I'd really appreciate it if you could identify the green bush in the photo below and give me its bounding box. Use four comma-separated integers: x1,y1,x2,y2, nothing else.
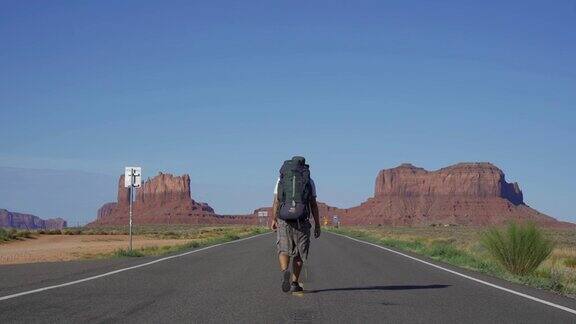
481,222,553,275
0,228,35,241
0,228,9,241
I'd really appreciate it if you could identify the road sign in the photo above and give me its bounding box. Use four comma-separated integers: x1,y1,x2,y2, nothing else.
332,215,340,228
124,167,142,188
124,166,142,251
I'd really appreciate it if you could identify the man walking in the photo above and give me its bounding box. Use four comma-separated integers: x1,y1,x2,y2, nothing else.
270,156,321,293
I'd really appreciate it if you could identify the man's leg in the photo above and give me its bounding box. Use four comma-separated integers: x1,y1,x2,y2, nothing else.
279,252,290,271
279,252,292,293
292,255,303,283
290,221,310,292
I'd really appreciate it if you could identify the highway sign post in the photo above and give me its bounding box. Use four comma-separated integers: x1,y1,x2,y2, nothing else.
124,167,142,251
257,210,268,226
332,215,340,228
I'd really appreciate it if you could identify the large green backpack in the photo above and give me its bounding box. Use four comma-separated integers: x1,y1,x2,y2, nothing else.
277,156,312,221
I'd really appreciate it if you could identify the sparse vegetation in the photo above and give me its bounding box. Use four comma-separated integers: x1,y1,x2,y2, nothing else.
564,257,576,268
1,225,268,264
101,226,268,259
481,222,554,276
114,248,145,257
62,228,82,235
329,224,576,296
0,228,33,242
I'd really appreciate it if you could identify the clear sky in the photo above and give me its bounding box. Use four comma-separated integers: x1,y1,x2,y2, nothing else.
1,1,575,224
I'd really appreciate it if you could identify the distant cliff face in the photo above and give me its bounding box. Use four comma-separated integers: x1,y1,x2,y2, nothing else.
374,163,523,205
90,173,246,226
0,209,67,230
317,163,571,227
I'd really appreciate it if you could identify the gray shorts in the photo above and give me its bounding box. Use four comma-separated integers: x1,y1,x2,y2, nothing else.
276,218,311,261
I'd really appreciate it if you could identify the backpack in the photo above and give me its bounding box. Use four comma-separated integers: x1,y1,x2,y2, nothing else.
277,156,312,221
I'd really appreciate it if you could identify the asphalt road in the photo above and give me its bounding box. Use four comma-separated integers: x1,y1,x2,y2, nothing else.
1,231,576,323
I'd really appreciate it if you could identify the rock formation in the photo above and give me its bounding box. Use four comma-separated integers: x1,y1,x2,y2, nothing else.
374,163,524,204
90,163,573,228
89,173,254,226
317,163,572,227
0,209,67,230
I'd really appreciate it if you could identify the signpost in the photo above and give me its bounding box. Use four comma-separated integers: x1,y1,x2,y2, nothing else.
332,215,340,228
257,210,268,226
124,167,142,251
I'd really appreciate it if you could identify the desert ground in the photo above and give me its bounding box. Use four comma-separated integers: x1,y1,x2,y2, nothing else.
0,225,263,265
0,235,191,264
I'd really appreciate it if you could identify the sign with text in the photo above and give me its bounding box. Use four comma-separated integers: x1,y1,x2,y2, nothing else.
258,211,268,217
124,167,142,188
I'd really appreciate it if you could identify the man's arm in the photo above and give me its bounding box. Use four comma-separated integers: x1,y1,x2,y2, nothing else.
270,194,279,230
310,196,321,238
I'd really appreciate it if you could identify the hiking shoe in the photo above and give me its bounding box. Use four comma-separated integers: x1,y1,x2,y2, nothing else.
290,282,303,293
281,270,291,293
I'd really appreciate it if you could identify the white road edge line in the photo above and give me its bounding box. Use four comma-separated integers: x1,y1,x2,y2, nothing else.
0,232,271,302
328,231,576,316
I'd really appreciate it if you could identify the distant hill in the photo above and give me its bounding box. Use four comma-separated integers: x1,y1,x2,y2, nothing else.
88,173,255,226
0,208,67,230
255,162,574,228
315,162,574,227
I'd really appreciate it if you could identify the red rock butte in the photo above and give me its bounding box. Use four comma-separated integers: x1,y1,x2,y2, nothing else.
315,163,572,227
89,172,255,226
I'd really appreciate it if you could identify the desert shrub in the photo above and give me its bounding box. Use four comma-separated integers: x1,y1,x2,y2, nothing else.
0,228,9,241
63,229,82,235
481,222,553,276
186,241,201,248
114,248,144,257
251,227,266,235
564,257,576,268
160,231,180,239
0,228,33,241
15,230,32,238
224,233,240,241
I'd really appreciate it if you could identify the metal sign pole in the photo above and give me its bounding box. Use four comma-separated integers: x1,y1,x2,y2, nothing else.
125,166,141,253
129,184,133,251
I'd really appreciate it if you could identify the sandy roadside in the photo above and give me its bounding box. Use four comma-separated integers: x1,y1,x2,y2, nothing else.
0,235,191,265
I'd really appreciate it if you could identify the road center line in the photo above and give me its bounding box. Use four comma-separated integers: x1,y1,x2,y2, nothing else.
329,231,576,316
0,232,271,302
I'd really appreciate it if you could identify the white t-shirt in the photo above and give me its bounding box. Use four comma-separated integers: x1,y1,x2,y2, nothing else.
274,178,316,198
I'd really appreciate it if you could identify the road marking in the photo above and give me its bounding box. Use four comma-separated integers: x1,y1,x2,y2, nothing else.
0,232,271,302
329,231,576,316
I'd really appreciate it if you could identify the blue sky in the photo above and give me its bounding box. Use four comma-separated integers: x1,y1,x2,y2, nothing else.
1,1,575,224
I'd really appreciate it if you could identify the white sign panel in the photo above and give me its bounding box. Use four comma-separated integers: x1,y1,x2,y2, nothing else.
124,167,142,188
